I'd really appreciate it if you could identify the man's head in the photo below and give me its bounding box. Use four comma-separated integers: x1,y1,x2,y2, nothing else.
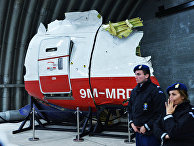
133,65,150,84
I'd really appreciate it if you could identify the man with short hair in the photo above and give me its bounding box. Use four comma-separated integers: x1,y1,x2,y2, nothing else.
128,64,166,146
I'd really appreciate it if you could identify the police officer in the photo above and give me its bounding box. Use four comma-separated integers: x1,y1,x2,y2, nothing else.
153,83,194,146
128,64,166,146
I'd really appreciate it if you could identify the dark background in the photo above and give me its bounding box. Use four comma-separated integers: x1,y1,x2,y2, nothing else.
135,0,194,105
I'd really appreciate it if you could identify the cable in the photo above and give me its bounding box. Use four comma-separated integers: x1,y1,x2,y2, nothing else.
0,115,8,122
88,25,102,109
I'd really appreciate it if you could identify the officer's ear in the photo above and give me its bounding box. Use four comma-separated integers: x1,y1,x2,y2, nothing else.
145,74,149,79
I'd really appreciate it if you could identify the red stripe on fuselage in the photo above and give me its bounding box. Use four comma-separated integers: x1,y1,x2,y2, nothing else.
25,76,159,111
38,55,69,61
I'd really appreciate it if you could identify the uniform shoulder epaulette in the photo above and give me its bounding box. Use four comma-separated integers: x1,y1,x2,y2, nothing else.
156,85,164,94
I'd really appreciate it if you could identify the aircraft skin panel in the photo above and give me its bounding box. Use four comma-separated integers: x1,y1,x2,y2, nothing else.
25,76,159,111
91,28,146,77
25,10,102,81
24,10,160,111
39,75,71,93
24,31,152,80
25,80,44,100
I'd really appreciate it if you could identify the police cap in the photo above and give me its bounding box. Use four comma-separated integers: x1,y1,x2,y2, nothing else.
133,65,150,73
166,83,187,94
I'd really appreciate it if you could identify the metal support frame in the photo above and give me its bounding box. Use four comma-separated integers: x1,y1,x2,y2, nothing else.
156,1,194,17
13,97,93,138
73,107,84,142
124,112,135,144
90,107,104,134
36,107,93,137
79,107,93,138
12,96,44,134
28,107,39,141
0,84,24,88
89,106,134,140
13,97,134,141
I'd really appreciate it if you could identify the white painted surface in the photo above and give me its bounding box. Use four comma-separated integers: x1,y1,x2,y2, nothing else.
24,10,154,82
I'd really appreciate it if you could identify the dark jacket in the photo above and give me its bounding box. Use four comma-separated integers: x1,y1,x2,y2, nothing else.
128,79,166,134
153,101,194,146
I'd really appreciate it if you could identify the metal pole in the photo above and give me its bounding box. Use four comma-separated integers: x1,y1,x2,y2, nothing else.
124,112,135,144
29,107,39,141
77,107,80,140
73,107,84,142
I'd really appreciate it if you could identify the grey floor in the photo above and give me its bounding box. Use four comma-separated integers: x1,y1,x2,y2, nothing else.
0,122,136,146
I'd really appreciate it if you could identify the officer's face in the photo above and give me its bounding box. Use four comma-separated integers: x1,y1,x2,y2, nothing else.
169,90,184,105
135,70,149,84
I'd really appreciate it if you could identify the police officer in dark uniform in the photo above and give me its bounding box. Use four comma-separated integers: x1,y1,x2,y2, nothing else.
128,64,166,146
154,83,194,146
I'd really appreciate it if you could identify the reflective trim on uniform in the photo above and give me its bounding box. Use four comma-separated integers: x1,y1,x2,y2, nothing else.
159,90,163,93
189,112,194,118
144,123,150,131
164,114,173,120
161,133,167,140
192,108,194,110
161,133,167,146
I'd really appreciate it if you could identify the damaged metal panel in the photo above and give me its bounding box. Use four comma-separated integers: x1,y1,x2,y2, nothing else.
0,0,140,111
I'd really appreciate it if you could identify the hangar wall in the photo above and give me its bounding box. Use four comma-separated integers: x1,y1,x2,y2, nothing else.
134,0,194,104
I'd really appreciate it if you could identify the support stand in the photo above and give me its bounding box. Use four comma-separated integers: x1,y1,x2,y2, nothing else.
124,112,135,144
29,107,39,141
13,96,132,141
79,107,93,137
90,107,104,135
73,107,84,142
89,106,132,139
12,96,44,134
